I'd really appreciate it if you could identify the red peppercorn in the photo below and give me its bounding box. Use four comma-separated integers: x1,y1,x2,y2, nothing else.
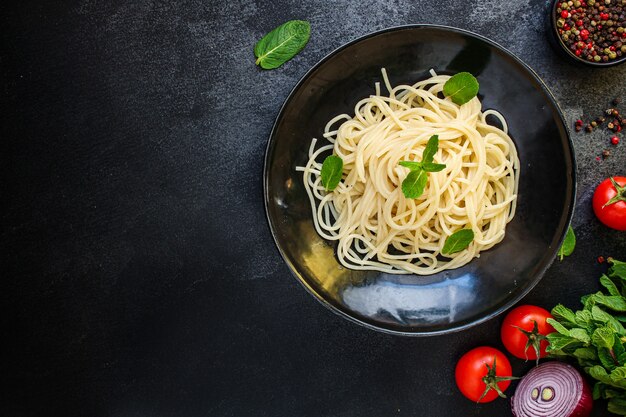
622,33,626,39
598,256,605,264
575,49,582,56
618,125,623,133
561,10,569,18
576,20,584,26
600,12,609,20
575,119,583,126
610,45,616,51
564,23,571,30
611,136,620,145
580,29,590,40
587,42,593,49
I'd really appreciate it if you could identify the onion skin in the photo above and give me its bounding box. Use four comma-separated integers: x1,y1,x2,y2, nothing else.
511,362,593,417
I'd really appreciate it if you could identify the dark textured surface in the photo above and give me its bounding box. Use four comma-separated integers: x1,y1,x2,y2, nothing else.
1,1,625,416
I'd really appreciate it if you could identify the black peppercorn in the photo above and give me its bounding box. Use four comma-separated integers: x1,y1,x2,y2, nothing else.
602,149,611,158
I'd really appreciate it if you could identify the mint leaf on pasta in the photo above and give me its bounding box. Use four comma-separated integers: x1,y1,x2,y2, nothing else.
320,155,343,191
443,72,479,105
422,163,446,172
422,135,439,164
442,229,474,255
401,169,428,199
398,161,422,170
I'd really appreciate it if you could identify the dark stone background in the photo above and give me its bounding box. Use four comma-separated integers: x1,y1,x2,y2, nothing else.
2,1,625,416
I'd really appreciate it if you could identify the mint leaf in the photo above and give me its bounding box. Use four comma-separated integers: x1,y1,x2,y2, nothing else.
422,135,439,164
570,328,592,344
609,259,626,282
552,304,578,326
558,226,576,261
443,72,479,105
593,326,616,349
401,169,428,199
547,317,571,336
546,332,581,352
601,275,621,297
574,347,598,360
608,397,626,415
599,347,618,371
422,162,446,172
398,161,422,170
594,294,626,312
254,20,310,70
441,229,474,255
320,155,343,191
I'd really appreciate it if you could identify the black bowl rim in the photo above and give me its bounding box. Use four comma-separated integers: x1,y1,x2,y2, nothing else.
549,0,626,67
263,24,577,336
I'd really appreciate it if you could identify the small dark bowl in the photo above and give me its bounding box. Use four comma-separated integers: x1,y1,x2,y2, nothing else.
547,0,626,67
264,25,576,336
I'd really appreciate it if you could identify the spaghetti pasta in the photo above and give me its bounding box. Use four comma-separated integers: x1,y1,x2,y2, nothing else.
296,70,520,275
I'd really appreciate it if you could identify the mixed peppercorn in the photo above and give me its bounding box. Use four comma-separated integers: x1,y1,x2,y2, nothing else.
555,0,626,63
575,98,622,159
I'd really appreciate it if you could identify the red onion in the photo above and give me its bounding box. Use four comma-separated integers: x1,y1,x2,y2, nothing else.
511,362,593,417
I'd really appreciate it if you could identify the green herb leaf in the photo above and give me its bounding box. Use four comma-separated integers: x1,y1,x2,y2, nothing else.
421,162,446,172
552,304,578,326
570,328,592,344
320,155,343,191
574,347,598,361
547,318,571,336
594,294,626,312
254,20,310,70
422,135,439,164
442,229,474,255
599,347,618,371
546,332,582,352
401,169,428,199
558,226,576,261
609,259,626,282
443,72,479,105
593,326,616,349
593,382,605,400
602,275,622,297
611,367,626,382
398,161,422,170
608,397,626,415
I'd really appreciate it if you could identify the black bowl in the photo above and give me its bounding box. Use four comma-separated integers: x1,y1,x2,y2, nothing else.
264,25,576,336
547,0,626,67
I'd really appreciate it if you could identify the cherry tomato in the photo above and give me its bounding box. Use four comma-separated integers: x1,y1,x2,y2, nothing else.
455,346,515,403
592,176,626,231
501,305,554,363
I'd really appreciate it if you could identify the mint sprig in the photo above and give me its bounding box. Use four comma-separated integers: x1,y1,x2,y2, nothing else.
398,135,446,199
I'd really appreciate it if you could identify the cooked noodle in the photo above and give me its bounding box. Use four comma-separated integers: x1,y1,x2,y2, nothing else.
296,69,520,275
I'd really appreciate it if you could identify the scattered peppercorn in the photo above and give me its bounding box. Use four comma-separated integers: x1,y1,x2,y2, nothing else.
611,136,620,144
598,256,606,263
608,122,615,129
592,121,598,127
603,149,611,158
586,124,594,132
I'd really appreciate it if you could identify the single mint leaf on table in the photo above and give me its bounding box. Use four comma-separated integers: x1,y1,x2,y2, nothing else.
443,72,479,105
608,258,626,281
401,169,428,199
442,229,474,255
558,226,576,261
254,20,310,69
320,155,343,191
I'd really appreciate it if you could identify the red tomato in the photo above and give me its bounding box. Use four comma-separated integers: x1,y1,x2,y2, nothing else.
501,305,554,362
592,176,626,231
455,346,514,403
